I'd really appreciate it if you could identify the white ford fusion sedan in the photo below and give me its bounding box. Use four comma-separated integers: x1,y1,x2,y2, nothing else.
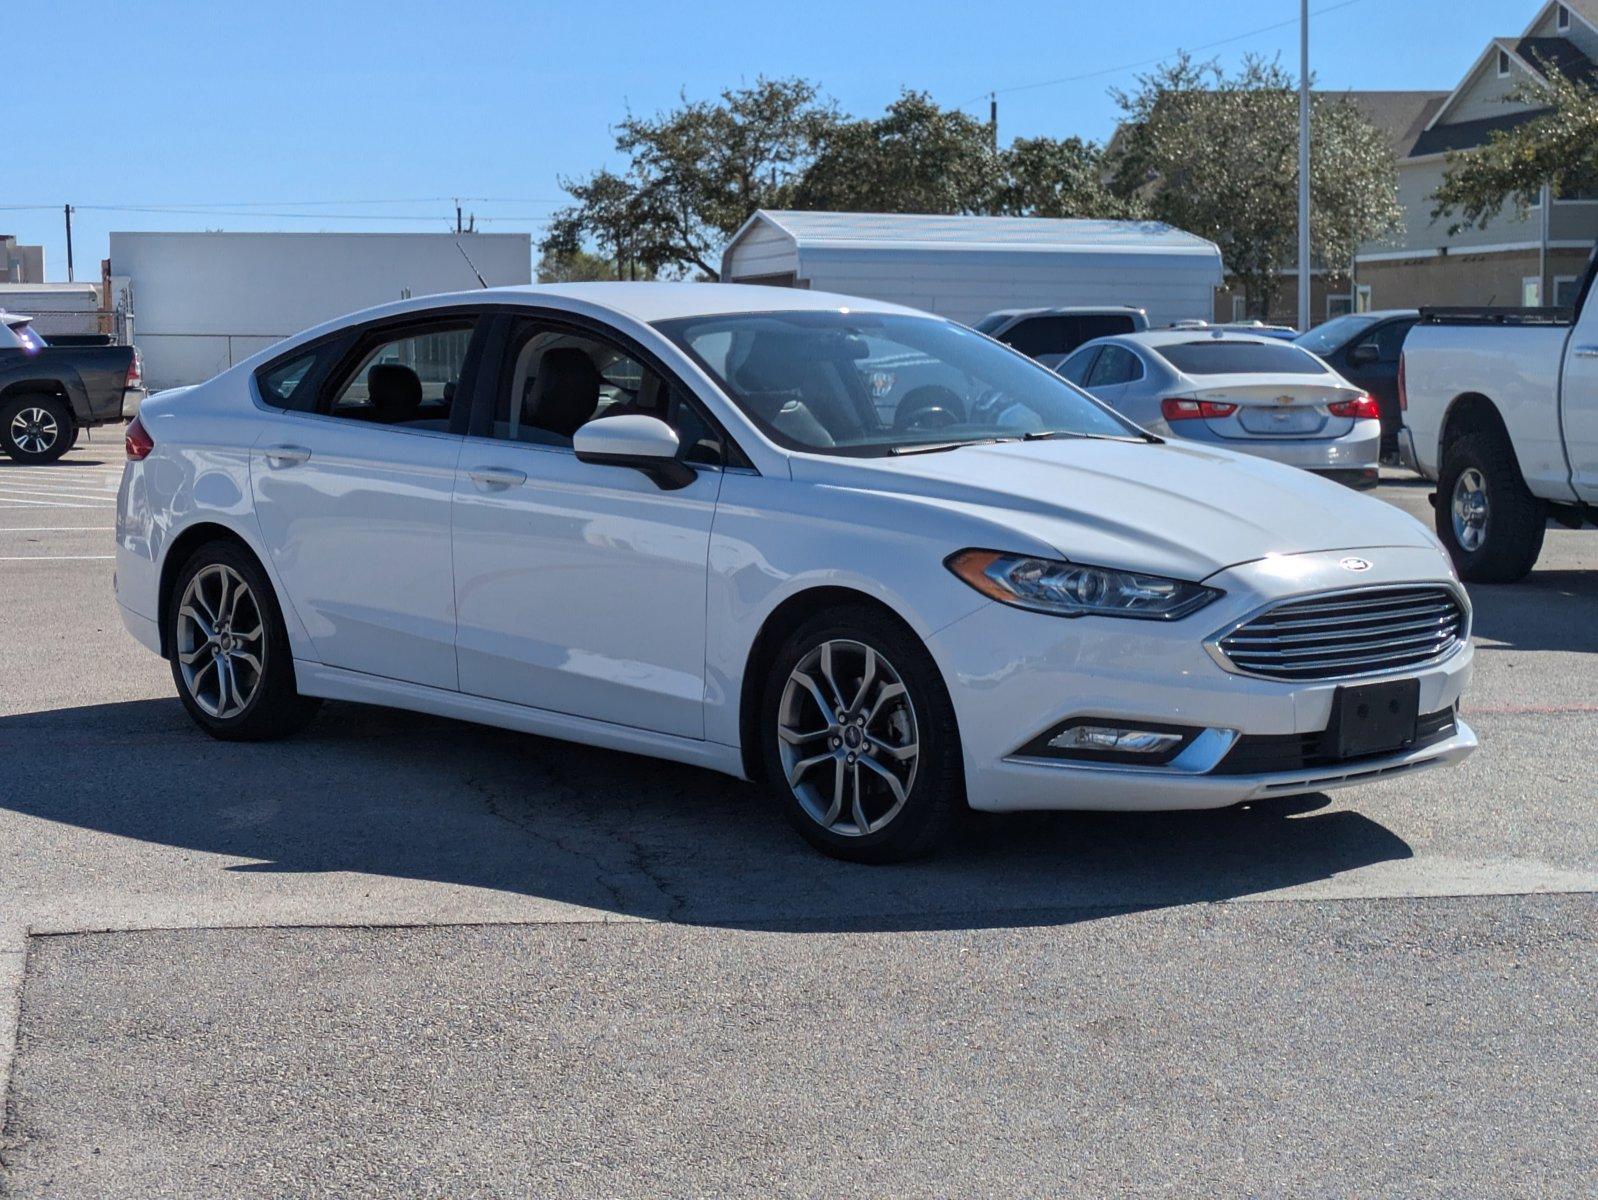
115,284,1476,861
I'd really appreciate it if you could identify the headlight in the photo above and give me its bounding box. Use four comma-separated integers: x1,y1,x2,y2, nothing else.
946,549,1221,620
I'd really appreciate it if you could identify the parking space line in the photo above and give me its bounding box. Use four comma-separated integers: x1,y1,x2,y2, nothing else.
0,488,123,503
0,527,116,533
0,554,116,561
0,500,115,510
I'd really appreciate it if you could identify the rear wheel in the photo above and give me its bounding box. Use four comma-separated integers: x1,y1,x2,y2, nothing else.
1434,428,1546,583
1,395,73,464
165,541,321,740
761,606,963,863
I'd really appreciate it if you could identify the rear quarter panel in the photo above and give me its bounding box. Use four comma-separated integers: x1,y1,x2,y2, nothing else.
1402,324,1570,494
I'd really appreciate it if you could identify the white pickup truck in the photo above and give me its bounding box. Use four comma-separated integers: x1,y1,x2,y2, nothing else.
1399,259,1598,582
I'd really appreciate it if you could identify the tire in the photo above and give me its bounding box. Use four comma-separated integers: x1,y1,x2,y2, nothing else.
165,540,321,741
1,394,74,464
1434,428,1547,583
760,605,963,863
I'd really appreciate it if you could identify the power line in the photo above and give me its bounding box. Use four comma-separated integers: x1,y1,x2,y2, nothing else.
961,0,1369,105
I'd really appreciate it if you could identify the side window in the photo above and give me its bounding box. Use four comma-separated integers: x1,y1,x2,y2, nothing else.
324,321,475,428
1086,345,1140,387
1372,319,1414,363
1058,346,1100,386
492,320,730,465
257,350,319,408
999,316,1073,357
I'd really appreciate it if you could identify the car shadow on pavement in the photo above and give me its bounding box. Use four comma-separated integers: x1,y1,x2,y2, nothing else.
2,697,1415,933
1466,570,1598,653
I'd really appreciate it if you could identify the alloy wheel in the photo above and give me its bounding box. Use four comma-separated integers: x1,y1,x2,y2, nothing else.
176,564,266,719
9,406,59,455
1451,466,1489,552
777,639,920,837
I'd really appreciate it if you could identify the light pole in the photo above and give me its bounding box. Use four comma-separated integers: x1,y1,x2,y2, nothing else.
1298,0,1311,331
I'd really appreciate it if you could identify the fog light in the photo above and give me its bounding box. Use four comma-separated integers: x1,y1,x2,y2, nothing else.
1015,718,1198,765
1048,725,1187,755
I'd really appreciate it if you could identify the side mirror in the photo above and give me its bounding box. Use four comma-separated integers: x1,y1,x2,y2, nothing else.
1348,342,1380,366
573,414,695,490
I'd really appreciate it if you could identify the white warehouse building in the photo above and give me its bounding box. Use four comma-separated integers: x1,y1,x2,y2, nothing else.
110,231,532,389
720,210,1224,328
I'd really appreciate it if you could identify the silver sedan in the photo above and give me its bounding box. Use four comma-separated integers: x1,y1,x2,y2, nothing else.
1058,331,1381,487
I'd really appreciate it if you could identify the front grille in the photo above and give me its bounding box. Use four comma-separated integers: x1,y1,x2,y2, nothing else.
1214,586,1466,681
1213,708,1457,775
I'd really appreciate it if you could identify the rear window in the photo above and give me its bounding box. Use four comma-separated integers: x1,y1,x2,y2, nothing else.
999,314,1137,358
1155,340,1324,376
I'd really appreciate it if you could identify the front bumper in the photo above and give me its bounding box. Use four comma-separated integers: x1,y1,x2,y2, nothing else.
928,546,1475,813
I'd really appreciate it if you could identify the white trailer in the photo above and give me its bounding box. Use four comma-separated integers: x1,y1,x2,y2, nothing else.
720,210,1224,329
109,231,532,389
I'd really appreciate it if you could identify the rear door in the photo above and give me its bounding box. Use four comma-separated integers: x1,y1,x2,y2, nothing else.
250,310,486,689
1336,318,1414,452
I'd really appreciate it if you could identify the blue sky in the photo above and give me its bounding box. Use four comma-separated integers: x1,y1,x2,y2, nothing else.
8,0,1538,279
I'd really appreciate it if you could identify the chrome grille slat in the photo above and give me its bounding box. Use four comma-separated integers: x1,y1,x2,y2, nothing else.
1215,586,1466,681
1225,614,1459,645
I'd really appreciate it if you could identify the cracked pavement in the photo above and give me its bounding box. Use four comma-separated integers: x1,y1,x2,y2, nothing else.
0,458,1594,1197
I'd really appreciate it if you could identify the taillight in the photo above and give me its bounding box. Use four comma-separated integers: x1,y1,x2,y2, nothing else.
1161,398,1238,421
125,415,154,461
1397,352,1408,412
125,349,142,389
1329,394,1381,420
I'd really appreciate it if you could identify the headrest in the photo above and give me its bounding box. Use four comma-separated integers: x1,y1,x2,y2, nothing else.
368,363,423,422
526,347,602,438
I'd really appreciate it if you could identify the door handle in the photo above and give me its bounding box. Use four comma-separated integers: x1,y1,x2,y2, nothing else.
262,444,311,467
1574,345,1598,358
468,466,527,489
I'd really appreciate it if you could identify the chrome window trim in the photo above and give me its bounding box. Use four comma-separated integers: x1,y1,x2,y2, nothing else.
1203,581,1472,683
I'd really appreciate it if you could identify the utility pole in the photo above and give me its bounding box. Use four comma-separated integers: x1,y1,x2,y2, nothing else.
1297,0,1311,331
989,93,999,151
64,204,75,282
455,199,464,235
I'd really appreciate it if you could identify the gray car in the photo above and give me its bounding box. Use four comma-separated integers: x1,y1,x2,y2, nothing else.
1057,330,1380,488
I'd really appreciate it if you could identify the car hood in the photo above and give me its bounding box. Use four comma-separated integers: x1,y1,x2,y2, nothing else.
793,436,1437,580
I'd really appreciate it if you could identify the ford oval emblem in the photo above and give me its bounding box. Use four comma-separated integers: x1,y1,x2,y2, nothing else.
1340,556,1372,572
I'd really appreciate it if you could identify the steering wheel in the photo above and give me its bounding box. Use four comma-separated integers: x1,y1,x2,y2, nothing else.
966,388,1009,426
893,386,964,433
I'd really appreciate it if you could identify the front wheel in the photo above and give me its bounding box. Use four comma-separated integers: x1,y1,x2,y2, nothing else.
1435,429,1546,583
1,395,74,464
165,540,321,741
760,606,963,862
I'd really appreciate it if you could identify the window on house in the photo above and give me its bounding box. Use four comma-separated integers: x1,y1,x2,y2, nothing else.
1554,275,1580,307
1522,277,1543,306
1327,295,1355,319
1558,4,1570,31
1231,295,1248,322
1498,49,1511,77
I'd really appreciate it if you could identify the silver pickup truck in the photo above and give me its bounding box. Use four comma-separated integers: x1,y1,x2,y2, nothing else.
1399,255,1598,582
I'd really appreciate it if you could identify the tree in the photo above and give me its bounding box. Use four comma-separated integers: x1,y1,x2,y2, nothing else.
1110,55,1401,318
1432,65,1598,233
542,77,839,280
536,246,616,283
992,136,1142,220
792,91,1000,214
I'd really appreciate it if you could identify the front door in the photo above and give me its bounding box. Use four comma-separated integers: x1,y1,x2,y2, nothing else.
251,313,483,689
451,316,728,738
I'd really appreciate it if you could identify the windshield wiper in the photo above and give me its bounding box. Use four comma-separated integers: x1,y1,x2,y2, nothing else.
1024,430,1160,445
889,436,1019,456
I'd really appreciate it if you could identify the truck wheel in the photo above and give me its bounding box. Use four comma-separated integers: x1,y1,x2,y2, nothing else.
1,395,74,464
1435,428,1546,583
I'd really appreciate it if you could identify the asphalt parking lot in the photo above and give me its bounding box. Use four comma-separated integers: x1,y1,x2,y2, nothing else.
0,442,1594,1197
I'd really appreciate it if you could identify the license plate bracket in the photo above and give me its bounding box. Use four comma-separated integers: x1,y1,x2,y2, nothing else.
1328,679,1420,758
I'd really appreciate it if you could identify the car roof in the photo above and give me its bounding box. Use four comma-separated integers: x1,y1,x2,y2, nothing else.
1112,329,1301,349
486,282,924,323
981,305,1145,320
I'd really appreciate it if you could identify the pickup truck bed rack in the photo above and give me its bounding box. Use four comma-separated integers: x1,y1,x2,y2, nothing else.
1417,306,1574,326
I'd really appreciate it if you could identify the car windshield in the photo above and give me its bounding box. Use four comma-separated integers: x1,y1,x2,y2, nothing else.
1294,314,1379,355
1154,340,1325,376
654,311,1141,456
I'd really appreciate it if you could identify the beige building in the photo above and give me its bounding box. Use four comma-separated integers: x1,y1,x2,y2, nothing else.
1,236,45,284
1353,0,1598,312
